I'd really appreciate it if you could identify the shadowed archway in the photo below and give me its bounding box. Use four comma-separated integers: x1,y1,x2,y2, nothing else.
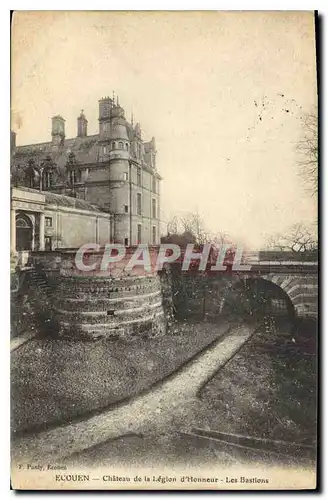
222,277,296,322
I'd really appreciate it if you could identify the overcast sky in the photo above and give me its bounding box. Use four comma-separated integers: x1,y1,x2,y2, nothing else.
11,11,317,248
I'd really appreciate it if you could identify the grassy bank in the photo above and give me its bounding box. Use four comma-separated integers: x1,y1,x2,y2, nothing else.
196,317,317,448
11,319,229,435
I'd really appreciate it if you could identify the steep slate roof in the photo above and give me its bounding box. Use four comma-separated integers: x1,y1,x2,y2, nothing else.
44,191,103,212
13,114,162,180
12,185,104,213
15,134,100,173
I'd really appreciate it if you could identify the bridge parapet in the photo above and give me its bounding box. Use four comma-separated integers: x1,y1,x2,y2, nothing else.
258,250,318,262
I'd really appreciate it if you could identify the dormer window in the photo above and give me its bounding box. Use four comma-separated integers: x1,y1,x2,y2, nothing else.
25,163,39,189
67,151,76,165
43,170,54,190
69,170,80,185
69,171,75,184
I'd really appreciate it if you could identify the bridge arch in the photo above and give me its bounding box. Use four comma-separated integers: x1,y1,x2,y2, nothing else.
242,276,296,320
260,273,318,320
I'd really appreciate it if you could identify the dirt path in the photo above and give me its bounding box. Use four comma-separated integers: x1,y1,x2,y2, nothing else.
12,324,256,464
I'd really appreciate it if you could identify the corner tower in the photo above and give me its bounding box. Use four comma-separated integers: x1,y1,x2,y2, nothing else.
108,98,131,244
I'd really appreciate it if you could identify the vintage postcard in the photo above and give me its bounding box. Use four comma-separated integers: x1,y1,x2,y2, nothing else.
10,10,318,490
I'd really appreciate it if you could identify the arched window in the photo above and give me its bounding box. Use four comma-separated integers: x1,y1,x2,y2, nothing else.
15,213,33,251
125,143,129,150
16,216,31,229
119,141,123,149
112,141,116,150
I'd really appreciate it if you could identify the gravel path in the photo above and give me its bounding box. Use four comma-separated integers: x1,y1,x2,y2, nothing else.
12,324,256,464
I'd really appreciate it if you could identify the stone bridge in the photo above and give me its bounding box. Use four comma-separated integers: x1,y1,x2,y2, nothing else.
171,249,318,321
12,249,318,340
234,251,318,319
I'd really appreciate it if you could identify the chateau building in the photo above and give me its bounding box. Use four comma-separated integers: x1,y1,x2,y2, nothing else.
11,95,162,255
11,186,112,266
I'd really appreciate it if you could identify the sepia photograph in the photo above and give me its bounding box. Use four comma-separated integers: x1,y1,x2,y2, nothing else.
10,10,318,490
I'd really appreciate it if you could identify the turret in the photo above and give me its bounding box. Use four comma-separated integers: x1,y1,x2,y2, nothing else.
109,96,129,150
111,117,129,142
110,100,125,120
77,110,88,137
51,115,65,146
134,122,142,138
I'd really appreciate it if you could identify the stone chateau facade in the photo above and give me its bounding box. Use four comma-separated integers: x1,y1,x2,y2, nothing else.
11,95,162,255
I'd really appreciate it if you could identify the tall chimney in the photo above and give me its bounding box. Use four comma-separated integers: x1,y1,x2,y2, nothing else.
77,110,88,137
51,115,65,146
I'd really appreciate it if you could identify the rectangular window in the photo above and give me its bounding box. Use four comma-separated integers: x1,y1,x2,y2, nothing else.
152,226,156,245
124,204,129,213
123,172,128,181
152,199,156,219
45,216,52,227
152,176,156,193
137,224,142,244
137,193,142,215
45,236,52,251
124,237,129,246
137,167,141,186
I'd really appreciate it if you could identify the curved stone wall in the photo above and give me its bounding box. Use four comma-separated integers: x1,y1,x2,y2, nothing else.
53,274,166,339
27,250,167,340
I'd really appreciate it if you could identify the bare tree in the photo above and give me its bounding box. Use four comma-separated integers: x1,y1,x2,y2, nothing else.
267,223,317,253
212,231,231,246
297,110,318,197
166,215,179,235
164,212,213,244
164,212,233,247
180,212,211,243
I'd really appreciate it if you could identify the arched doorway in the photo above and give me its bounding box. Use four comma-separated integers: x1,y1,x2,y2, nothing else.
16,214,33,251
